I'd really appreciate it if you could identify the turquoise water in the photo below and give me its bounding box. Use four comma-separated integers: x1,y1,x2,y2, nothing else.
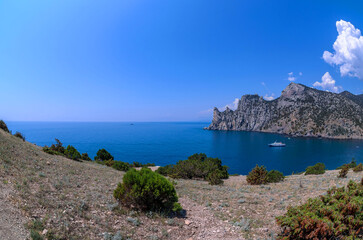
6,122,363,175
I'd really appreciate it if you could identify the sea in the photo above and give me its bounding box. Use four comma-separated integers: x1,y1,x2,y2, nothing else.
6,121,363,175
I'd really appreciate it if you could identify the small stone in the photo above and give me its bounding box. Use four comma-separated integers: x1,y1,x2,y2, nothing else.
185,220,192,225
46,161,50,165
42,229,48,235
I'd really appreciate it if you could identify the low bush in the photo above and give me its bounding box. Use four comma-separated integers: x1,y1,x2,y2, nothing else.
94,148,114,161
103,159,115,167
43,139,65,156
42,146,62,156
337,159,357,169
114,168,180,212
81,153,91,161
14,131,25,141
266,170,285,183
206,169,224,185
130,162,155,168
156,164,173,176
338,165,349,178
155,153,228,184
64,145,81,160
0,120,9,133
246,165,268,185
112,161,130,172
43,139,83,162
276,180,363,239
305,162,325,175
353,163,363,172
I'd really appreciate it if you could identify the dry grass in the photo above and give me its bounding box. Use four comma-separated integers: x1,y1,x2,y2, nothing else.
0,129,362,239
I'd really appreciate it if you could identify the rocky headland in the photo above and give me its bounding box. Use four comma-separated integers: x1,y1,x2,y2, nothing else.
206,83,363,139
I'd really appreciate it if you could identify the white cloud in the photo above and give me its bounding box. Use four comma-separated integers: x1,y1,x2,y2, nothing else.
288,72,296,81
219,98,239,111
323,20,363,79
299,72,303,76
313,72,341,93
264,94,275,101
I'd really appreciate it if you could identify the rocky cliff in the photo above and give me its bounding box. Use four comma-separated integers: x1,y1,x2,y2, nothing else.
206,83,363,139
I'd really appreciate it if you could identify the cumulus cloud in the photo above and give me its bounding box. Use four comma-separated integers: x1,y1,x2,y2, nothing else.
288,72,296,81
264,94,275,101
323,20,363,79
219,98,240,111
313,72,341,93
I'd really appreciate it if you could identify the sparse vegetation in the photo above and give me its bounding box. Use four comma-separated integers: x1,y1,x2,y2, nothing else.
206,169,224,185
14,131,25,141
0,120,10,133
353,163,363,172
155,153,228,184
80,152,91,161
130,161,155,167
114,168,180,212
338,165,349,178
94,148,114,161
43,138,65,156
305,162,326,175
337,159,357,169
112,161,130,172
276,180,363,240
266,170,285,183
247,166,285,185
64,145,81,160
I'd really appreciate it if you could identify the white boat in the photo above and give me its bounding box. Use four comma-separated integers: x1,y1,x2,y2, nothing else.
268,141,286,147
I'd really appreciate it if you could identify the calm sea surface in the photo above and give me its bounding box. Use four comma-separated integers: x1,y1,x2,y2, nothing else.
7,122,363,175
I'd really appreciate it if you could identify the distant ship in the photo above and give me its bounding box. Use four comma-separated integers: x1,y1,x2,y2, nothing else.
268,141,286,147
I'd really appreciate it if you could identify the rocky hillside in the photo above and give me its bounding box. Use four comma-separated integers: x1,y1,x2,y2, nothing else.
206,83,363,139
0,125,362,239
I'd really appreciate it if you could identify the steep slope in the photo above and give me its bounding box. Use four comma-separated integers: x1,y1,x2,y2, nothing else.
207,83,363,139
340,91,363,108
0,129,241,240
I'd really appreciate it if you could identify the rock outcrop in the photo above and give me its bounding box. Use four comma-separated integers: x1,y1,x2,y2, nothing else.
206,83,363,139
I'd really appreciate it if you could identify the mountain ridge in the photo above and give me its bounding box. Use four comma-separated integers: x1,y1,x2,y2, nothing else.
206,83,363,139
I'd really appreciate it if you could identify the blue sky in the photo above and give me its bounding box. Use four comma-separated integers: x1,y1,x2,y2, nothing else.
1,0,363,122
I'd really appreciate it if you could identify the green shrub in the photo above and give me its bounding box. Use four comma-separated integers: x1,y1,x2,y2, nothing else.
276,180,363,239
157,153,228,184
305,162,325,175
353,163,363,172
43,139,66,156
156,164,173,176
81,153,91,161
14,131,25,141
112,161,130,172
64,145,81,160
114,168,180,212
94,148,114,161
246,165,268,185
266,170,284,183
206,169,224,185
0,120,9,133
337,159,357,169
103,159,115,167
130,162,155,168
338,165,349,178
42,146,63,156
